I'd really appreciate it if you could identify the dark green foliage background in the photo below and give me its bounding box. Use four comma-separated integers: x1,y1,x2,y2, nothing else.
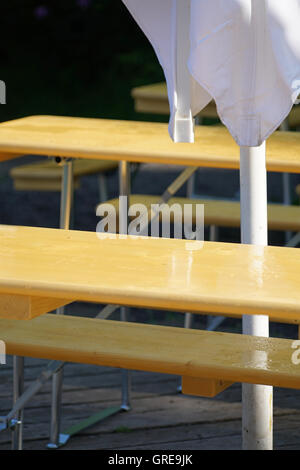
0,0,166,123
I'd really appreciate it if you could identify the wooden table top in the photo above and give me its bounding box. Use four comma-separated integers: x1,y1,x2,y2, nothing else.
0,115,300,172
1,225,300,322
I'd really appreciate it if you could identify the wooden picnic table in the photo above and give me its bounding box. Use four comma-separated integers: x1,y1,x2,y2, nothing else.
1,115,300,451
0,115,300,173
0,113,300,322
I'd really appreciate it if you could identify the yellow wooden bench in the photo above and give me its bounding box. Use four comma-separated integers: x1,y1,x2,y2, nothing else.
1,313,300,398
102,194,300,234
9,158,118,192
131,82,300,129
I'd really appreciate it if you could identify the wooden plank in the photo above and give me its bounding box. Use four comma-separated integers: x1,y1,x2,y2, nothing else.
0,115,300,172
181,376,233,397
131,82,218,118
105,194,300,233
0,392,243,448
2,411,300,450
0,293,72,320
0,372,298,449
131,83,169,103
1,314,300,389
0,421,242,451
11,176,80,192
10,158,118,179
10,159,118,191
0,374,179,411
134,97,170,115
1,348,300,450
1,225,300,321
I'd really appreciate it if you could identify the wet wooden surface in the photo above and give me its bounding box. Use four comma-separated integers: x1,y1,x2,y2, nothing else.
1,137,300,450
3,225,300,321
1,115,300,172
2,313,300,390
1,354,300,450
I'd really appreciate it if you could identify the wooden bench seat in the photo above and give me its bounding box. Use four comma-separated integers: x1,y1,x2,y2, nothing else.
10,159,118,192
0,116,300,173
103,194,300,233
1,313,300,395
1,225,300,324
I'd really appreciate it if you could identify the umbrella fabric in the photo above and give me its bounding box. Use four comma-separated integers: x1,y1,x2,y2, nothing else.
122,0,212,141
122,0,300,146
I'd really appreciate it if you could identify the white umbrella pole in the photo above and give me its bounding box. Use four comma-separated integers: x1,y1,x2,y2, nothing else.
240,143,273,450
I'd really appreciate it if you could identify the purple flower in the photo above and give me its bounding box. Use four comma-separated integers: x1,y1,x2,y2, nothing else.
34,5,49,19
76,0,91,9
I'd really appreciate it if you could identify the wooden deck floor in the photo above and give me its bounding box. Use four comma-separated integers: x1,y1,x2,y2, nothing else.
1,337,300,450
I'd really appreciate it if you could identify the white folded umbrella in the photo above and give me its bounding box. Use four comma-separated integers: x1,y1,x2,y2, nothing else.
123,0,300,146
122,0,300,451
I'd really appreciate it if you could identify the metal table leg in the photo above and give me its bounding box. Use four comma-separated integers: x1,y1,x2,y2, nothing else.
11,356,24,450
119,161,131,412
48,158,74,449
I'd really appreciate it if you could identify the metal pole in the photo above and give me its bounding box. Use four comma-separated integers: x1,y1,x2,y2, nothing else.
59,159,74,231
280,119,292,243
119,161,131,411
98,173,108,203
173,0,193,394
240,143,273,450
48,158,74,448
11,356,24,450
